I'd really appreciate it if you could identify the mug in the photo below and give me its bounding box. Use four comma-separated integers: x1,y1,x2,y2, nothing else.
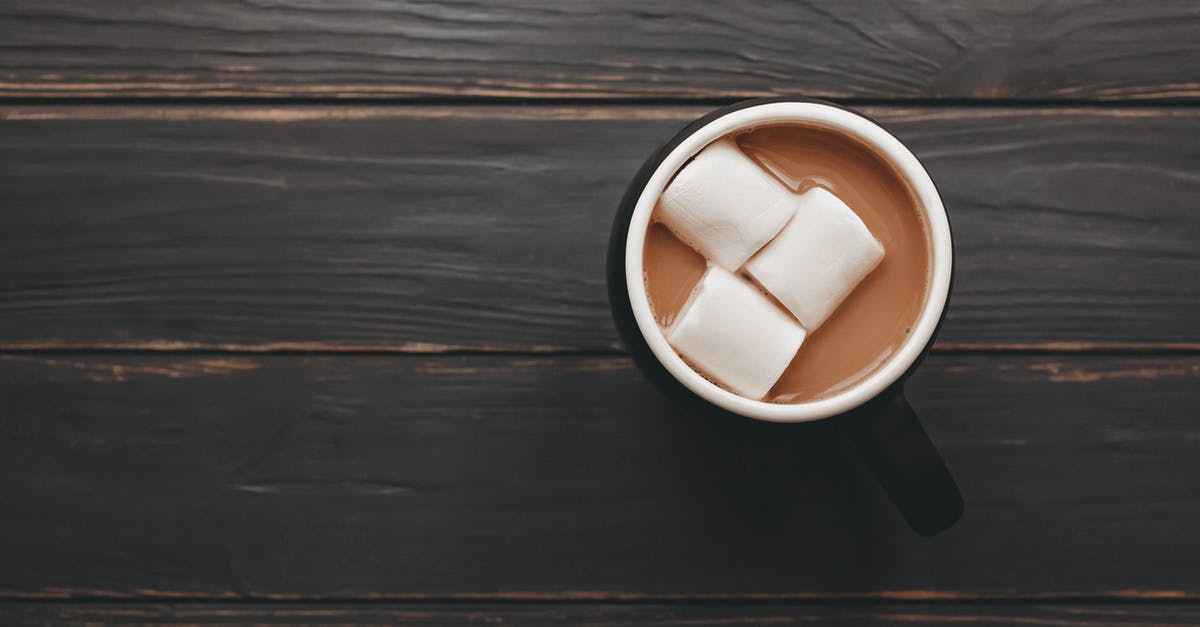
607,97,962,536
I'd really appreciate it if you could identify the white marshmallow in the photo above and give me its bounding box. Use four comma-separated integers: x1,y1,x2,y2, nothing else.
658,138,795,271
667,266,806,400
745,187,884,331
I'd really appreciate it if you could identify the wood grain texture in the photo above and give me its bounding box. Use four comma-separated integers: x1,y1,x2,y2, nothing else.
4,603,1200,626
2,1,1199,100
1,106,1197,350
1,353,1196,598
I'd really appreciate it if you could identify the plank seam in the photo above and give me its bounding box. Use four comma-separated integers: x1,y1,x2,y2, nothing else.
1,594,1198,606
1,97,1199,108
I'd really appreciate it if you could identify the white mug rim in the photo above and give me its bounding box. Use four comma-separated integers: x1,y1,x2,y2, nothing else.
624,101,952,423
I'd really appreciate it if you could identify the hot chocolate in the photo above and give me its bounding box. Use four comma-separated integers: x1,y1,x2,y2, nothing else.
643,123,931,403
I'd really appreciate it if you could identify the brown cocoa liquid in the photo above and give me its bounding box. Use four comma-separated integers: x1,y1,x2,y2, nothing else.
643,123,931,403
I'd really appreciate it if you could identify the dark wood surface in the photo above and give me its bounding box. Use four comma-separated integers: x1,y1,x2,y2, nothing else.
2,353,1197,598
2,106,1197,351
2,2,1198,625
2,1,1199,101
5,603,1200,626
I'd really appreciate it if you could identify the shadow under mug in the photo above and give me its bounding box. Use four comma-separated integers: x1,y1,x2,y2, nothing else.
607,97,963,536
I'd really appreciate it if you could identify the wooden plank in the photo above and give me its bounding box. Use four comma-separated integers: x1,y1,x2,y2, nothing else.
2,1,1198,100
1,106,1197,350
3,603,1200,626
0,353,1196,598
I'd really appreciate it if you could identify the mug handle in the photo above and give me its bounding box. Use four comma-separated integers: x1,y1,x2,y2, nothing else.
843,388,963,536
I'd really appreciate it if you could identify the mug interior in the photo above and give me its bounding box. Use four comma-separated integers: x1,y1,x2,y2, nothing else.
624,101,952,423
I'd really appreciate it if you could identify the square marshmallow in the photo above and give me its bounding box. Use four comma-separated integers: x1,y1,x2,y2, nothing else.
668,266,806,400
659,138,795,271
745,187,884,331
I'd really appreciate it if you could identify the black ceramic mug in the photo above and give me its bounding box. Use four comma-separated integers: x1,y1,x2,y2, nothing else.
607,98,962,536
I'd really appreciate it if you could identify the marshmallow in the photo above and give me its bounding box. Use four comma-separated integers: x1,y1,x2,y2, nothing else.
745,187,884,331
668,266,806,400
658,138,795,271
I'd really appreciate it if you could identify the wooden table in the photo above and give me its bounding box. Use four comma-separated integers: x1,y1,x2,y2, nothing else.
2,3,1198,625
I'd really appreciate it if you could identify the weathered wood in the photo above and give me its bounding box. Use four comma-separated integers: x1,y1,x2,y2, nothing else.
3,603,1199,626
2,1,1198,100
1,106,1197,350
1,353,1196,598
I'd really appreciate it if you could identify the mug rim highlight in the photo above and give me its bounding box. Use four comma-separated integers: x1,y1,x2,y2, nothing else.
623,101,953,423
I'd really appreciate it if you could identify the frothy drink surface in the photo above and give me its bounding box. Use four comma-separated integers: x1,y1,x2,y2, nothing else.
643,123,930,403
